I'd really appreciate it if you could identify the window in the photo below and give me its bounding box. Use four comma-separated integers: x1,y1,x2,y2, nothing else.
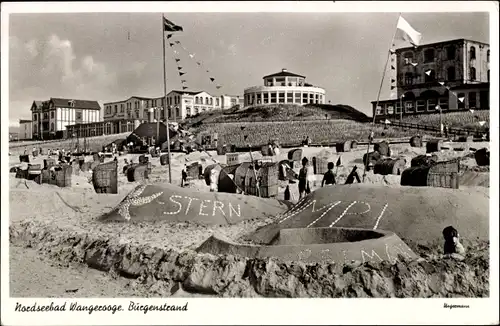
76,112,82,120
470,67,476,81
205,97,209,105
34,114,37,121
216,98,220,106
263,93,269,104
278,92,285,103
375,105,383,115
114,105,118,113
50,122,54,131
395,101,402,114
121,104,124,112
302,93,307,103
468,92,477,109
424,49,435,63
487,50,490,62
176,108,180,117
470,46,476,60
404,52,414,65
387,104,394,115
50,111,54,119
439,98,449,111
425,69,436,83
425,99,436,112
447,67,456,81
287,92,293,103
405,72,413,85
446,46,455,60
416,100,426,112
405,101,414,113
186,108,191,116
270,93,277,104
457,93,466,109
210,98,213,105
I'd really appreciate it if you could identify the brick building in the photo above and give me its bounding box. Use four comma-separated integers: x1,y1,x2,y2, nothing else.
372,38,490,118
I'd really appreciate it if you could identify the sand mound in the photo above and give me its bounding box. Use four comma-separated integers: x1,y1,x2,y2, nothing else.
249,184,489,244
197,227,418,264
11,221,489,298
99,183,287,224
460,172,489,188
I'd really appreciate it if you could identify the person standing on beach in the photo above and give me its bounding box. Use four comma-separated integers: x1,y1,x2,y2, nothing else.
321,162,337,187
298,157,311,199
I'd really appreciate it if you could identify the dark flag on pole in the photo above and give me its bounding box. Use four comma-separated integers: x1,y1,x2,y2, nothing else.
164,17,183,32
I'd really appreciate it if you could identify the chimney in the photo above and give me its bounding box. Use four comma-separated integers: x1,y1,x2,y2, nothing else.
282,68,288,72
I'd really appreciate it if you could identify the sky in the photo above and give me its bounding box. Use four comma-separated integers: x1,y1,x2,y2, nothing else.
8,10,489,126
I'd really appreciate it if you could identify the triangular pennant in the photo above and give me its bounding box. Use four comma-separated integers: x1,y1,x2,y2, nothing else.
181,79,187,83
438,81,445,86
182,86,188,90
391,78,396,84
167,34,173,39
401,94,405,98
474,115,479,119
244,135,248,140
478,121,486,126
410,62,418,67
216,85,222,89
210,77,215,82
385,119,391,124
469,109,474,114
175,58,180,62
206,70,210,73
391,65,395,70
458,96,465,103
175,41,180,44
169,43,175,47
391,86,396,90
446,86,451,90
425,70,431,76
196,62,201,66
177,66,182,70
179,72,185,76
189,54,195,58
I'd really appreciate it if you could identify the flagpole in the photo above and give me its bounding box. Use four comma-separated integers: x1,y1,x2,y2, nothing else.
362,13,401,183
162,13,172,183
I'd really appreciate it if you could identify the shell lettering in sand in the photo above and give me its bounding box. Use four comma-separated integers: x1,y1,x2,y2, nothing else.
117,185,164,221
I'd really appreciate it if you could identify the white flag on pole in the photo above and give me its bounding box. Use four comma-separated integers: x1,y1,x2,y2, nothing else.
396,16,422,46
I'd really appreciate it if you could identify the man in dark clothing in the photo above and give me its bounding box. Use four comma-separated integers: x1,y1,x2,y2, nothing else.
181,166,188,187
298,157,311,199
345,166,361,184
321,162,337,187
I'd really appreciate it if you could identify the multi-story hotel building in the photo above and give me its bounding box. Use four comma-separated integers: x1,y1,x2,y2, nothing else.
243,69,326,106
372,38,490,118
31,98,101,139
66,91,241,138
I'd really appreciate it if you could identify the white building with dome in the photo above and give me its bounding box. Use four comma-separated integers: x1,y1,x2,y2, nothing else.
243,68,326,106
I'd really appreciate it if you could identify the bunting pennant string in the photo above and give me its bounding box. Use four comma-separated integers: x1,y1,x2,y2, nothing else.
175,58,181,62
391,65,395,70
170,39,224,91
177,66,183,70
167,34,173,39
169,43,175,47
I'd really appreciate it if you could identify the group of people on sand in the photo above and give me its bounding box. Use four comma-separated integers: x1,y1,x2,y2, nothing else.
293,157,362,200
